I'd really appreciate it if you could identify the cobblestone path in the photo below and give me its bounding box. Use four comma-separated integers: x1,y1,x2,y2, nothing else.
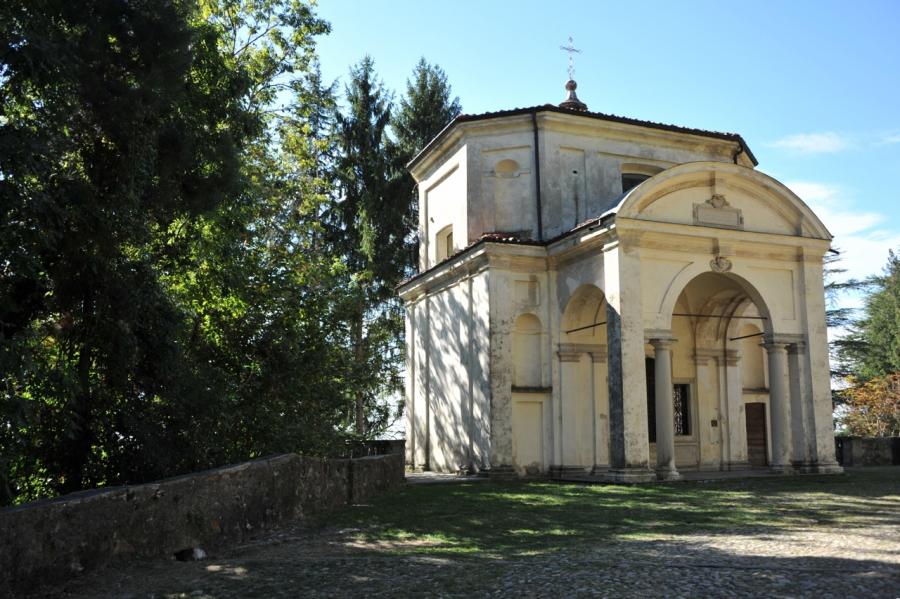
43,468,900,598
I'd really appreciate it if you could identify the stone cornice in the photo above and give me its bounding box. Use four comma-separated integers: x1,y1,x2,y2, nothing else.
557,343,607,362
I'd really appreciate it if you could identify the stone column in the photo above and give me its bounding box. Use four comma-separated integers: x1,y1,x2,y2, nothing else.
798,248,843,473
723,349,749,469
591,347,609,473
695,349,724,470
603,238,654,483
556,348,582,476
787,340,813,470
651,338,681,480
763,340,791,472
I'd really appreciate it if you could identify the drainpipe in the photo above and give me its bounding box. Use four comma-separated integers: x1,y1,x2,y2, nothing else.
531,111,543,240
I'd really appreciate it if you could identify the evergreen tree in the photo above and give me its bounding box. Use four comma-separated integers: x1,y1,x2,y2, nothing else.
0,0,259,500
329,57,406,435
839,250,900,380
0,0,354,505
393,59,462,275
394,58,462,160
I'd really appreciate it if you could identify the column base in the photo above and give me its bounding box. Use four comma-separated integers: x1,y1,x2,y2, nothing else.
603,467,656,483
807,461,844,474
656,467,682,481
487,465,518,480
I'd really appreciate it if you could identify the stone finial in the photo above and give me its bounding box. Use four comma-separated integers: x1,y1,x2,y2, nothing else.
559,79,588,111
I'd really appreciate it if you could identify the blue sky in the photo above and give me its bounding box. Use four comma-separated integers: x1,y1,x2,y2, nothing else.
314,0,900,293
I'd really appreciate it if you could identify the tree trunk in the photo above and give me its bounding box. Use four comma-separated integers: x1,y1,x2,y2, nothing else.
352,308,366,436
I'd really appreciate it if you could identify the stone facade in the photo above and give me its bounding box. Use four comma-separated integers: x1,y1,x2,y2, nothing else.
399,96,842,481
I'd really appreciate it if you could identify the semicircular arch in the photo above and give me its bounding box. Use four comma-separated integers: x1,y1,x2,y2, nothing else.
661,269,775,337
561,284,607,341
614,161,831,240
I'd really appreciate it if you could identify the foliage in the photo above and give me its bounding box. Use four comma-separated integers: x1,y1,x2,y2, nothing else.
326,56,406,434
393,58,462,275
839,373,900,437
831,249,900,435
0,0,261,502
0,0,365,506
838,250,900,381
823,248,867,388
0,0,463,506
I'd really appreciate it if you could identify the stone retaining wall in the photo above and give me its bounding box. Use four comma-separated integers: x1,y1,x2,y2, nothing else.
835,437,900,467
0,451,404,595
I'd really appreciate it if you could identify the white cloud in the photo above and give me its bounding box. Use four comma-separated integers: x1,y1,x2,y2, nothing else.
879,132,900,145
787,181,882,237
787,181,900,282
771,132,849,154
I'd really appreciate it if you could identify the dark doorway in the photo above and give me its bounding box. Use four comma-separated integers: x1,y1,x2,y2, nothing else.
745,402,768,468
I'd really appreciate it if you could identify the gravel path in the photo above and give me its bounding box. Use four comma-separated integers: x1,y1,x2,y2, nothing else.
40,473,900,599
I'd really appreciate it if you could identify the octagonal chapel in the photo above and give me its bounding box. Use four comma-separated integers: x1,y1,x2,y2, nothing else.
397,81,842,482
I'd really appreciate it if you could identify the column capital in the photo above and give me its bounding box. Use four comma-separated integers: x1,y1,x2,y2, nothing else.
788,340,807,354
650,338,677,351
694,348,722,365
725,348,741,366
647,331,677,350
761,341,789,353
557,351,583,363
645,329,675,345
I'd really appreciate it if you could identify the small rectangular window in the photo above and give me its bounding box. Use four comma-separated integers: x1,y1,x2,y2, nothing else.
646,363,692,439
674,383,691,436
436,225,453,262
622,173,650,194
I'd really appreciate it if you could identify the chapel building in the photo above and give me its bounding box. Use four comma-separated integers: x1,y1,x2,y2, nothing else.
397,80,842,481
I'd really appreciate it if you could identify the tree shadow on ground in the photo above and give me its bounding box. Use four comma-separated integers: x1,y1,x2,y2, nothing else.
40,467,900,598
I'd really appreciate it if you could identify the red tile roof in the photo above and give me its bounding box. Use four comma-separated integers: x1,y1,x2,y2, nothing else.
407,104,757,171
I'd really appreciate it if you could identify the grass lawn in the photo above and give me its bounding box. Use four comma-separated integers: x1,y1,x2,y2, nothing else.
328,467,900,558
49,467,900,598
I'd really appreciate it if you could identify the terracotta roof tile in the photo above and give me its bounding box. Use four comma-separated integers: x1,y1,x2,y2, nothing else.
408,104,757,170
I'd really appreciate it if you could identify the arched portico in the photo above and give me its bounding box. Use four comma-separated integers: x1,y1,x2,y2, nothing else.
646,270,808,477
556,284,609,476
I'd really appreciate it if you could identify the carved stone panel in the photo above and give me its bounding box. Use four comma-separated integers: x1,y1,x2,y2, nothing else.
693,194,744,230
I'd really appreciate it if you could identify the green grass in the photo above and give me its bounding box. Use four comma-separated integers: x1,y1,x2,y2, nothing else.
328,468,900,558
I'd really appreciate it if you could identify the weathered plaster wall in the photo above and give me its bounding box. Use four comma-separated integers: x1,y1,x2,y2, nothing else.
406,267,492,473
0,453,404,595
420,145,467,270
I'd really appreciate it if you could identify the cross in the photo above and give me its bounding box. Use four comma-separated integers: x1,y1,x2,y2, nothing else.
559,36,581,80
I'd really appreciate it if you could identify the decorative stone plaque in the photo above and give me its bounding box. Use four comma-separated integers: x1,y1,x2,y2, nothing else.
693,194,744,230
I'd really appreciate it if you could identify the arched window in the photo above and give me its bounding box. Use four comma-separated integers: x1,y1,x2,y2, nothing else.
436,225,453,262
620,163,663,194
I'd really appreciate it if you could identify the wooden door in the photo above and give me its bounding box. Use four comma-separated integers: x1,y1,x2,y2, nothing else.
745,402,768,468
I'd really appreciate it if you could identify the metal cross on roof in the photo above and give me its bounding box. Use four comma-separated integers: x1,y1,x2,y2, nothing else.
560,36,581,81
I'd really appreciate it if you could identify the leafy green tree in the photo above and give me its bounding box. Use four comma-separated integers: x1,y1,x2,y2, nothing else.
0,0,258,500
0,0,355,505
393,58,462,275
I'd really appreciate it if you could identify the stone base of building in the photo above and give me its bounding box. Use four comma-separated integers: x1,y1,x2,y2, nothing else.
487,465,518,480
722,460,753,471
806,461,844,474
656,467,682,481
550,465,593,480
603,467,656,483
